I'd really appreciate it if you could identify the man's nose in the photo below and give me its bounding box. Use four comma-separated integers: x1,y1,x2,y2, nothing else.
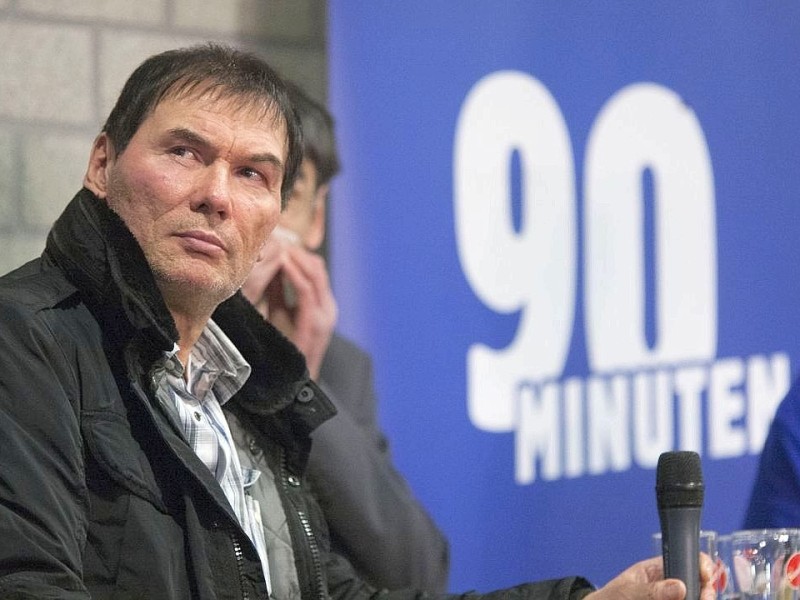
191,164,232,217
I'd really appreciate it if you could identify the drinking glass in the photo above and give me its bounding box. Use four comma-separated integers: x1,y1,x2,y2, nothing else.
717,534,737,600
730,529,800,600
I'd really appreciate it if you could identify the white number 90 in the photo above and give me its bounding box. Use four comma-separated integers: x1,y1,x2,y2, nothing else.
454,72,716,433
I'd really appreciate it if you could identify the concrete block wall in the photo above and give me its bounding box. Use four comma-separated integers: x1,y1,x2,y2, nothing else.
0,0,328,275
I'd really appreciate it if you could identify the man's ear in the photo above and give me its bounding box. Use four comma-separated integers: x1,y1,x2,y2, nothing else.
304,183,329,251
83,133,114,199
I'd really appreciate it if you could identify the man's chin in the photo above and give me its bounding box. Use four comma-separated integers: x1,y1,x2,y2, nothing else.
154,270,237,312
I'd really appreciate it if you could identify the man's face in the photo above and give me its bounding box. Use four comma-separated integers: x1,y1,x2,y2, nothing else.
89,91,287,311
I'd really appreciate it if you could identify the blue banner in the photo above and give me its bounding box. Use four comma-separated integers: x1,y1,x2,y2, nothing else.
328,2,800,590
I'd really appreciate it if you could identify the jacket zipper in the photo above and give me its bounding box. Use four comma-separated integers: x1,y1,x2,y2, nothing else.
297,509,325,600
280,449,326,600
232,534,250,600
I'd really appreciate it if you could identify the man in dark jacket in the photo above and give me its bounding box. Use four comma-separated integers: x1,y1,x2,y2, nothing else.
0,44,713,600
240,82,450,593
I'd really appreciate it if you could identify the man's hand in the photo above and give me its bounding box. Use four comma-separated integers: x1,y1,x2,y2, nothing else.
241,228,338,380
585,554,716,600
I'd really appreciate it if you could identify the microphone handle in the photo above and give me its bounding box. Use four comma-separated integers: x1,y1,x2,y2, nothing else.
659,507,701,600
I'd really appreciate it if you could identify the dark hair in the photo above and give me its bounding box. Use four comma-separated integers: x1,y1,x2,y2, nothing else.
102,43,302,207
285,82,340,188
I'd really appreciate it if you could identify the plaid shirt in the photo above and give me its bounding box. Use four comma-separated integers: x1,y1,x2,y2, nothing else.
156,319,271,593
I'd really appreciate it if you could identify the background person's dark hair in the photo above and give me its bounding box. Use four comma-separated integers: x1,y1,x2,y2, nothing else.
102,43,303,207
285,82,340,189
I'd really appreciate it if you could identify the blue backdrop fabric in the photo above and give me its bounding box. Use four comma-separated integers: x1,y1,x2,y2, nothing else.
327,2,800,591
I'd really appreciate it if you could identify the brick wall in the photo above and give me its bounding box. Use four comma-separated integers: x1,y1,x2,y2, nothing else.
0,0,328,275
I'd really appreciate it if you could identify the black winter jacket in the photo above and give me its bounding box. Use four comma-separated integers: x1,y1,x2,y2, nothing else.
0,189,594,600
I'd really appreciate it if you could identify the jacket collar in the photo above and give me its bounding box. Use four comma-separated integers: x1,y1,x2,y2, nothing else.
45,187,178,352
212,292,335,429
43,188,334,423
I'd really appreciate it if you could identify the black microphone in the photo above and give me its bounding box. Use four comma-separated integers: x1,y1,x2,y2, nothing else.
656,451,704,600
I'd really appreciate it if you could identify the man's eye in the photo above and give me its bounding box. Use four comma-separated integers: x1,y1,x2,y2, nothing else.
171,147,192,158
241,167,263,181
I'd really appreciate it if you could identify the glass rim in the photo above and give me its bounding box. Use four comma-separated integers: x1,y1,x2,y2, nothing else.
730,528,800,542
652,530,718,539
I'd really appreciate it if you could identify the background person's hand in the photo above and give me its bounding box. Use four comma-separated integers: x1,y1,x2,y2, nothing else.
268,242,337,380
241,226,337,380
240,227,295,320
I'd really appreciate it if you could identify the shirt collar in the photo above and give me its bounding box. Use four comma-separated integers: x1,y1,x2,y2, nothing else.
164,319,252,405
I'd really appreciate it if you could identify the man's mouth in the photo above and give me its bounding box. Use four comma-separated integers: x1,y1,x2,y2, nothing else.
175,230,227,256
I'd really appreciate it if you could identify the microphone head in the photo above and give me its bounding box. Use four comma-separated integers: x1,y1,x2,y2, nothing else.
656,451,704,509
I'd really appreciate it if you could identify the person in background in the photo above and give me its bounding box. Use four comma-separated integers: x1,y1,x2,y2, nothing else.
240,82,450,592
743,375,800,527
0,42,716,600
